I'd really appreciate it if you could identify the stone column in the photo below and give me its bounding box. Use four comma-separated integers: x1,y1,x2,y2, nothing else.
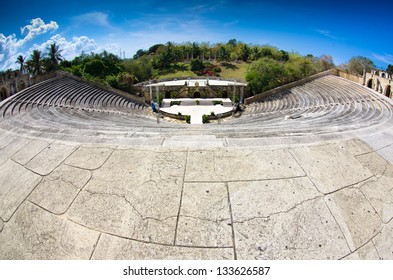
241,85,244,104
149,80,153,103
155,86,159,108
233,81,236,102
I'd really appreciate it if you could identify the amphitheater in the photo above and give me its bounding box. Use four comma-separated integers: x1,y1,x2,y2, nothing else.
0,71,392,260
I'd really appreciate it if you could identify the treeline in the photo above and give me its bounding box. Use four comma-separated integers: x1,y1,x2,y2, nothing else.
8,39,393,97
14,43,63,75
57,39,336,94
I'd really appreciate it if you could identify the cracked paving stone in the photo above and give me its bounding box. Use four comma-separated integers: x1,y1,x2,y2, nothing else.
25,143,77,175
0,201,99,259
0,160,42,222
186,148,304,181
372,220,393,260
356,150,393,176
92,233,234,260
176,183,232,247
229,177,320,222
233,197,349,260
360,177,393,223
342,241,380,260
0,137,30,166
290,143,373,193
356,152,393,223
67,148,186,244
325,187,382,252
64,146,114,170
29,164,91,214
11,139,51,165
0,134,17,150
339,139,374,156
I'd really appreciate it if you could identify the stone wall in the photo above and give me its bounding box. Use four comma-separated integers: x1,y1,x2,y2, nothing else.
336,69,363,83
0,71,57,102
364,70,392,98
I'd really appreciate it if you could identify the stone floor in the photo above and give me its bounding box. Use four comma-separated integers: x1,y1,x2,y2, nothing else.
0,130,392,260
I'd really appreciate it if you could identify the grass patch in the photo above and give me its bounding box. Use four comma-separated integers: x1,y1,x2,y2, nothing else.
156,61,249,80
219,62,249,79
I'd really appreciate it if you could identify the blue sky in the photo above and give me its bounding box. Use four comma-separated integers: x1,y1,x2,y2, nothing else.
1,0,392,71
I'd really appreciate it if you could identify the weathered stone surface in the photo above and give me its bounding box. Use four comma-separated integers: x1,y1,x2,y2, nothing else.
0,134,15,149
64,146,114,170
0,218,3,233
360,178,393,223
229,177,320,222
0,137,30,166
93,233,234,260
233,198,349,259
11,139,51,165
325,187,382,251
0,201,99,259
290,143,373,193
339,139,373,156
186,148,304,182
0,160,42,221
25,143,77,175
342,241,380,260
68,149,186,244
373,220,393,260
356,151,393,176
176,182,231,247
29,164,91,214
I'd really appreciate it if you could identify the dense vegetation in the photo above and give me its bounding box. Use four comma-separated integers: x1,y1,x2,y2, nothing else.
5,39,391,96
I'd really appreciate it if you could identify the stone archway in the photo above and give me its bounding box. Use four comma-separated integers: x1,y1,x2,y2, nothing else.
193,91,201,98
0,87,8,101
367,79,373,89
385,85,391,98
18,80,26,91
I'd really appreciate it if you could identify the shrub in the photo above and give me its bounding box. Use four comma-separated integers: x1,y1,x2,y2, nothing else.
177,112,182,116
170,101,181,106
184,115,191,124
195,100,200,105
210,111,215,116
202,114,209,124
212,100,223,105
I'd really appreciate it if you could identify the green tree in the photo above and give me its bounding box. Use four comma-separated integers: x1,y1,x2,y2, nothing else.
348,56,374,75
217,46,230,62
239,44,250,62
15,55,26,72
47,43,63,71
190,59,205,72
133,49,147,59
27,50,44,75
246,57,286,93
83,59,107,78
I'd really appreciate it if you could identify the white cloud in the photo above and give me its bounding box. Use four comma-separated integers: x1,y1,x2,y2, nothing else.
0,18,60,70
20,18,58,43
372,53,393,65
0,18,101,71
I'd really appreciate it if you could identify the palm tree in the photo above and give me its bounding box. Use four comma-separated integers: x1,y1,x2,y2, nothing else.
15,55,26,73
47,43,63,70
28,50,44,75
